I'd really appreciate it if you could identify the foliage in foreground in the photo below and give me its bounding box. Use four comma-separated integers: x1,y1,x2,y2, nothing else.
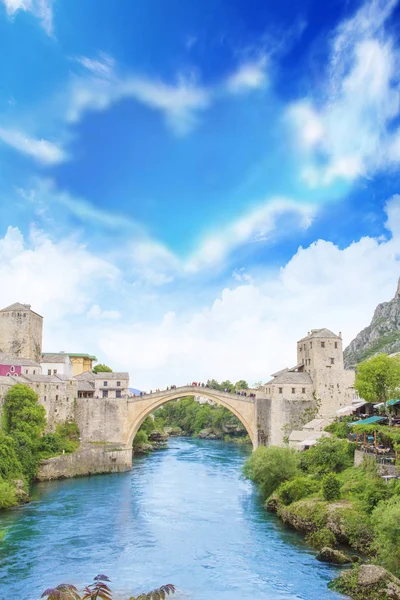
41,574,176,600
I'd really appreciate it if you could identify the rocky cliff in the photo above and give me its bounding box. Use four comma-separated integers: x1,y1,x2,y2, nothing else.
344,279,400,367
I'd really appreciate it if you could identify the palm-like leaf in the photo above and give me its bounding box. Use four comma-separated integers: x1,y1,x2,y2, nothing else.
130,584,176,600
41,584,81,600
82,581,112,600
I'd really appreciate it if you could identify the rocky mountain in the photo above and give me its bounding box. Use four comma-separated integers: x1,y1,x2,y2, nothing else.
344,279,400,367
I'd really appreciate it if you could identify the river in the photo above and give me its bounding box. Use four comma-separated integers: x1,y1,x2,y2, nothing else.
0,438,347,600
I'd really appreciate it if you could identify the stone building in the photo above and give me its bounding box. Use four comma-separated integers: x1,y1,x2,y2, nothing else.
75,371,130,399
41,352,73,378
0,303,43,362
19,374,77,431
264,328,355,445
0,353,41,376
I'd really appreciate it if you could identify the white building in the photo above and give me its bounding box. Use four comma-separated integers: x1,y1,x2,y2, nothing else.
41,352,73,378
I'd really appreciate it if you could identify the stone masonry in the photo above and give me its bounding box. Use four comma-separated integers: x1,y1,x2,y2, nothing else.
0,303,43,362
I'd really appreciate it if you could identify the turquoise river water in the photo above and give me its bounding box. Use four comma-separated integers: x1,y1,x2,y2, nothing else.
0,438,348,600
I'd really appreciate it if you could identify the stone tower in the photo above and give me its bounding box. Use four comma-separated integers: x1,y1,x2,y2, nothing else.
297,328,355,418
0,303,43,362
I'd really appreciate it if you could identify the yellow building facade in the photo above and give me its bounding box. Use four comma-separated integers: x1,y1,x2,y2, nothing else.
68,353,97,376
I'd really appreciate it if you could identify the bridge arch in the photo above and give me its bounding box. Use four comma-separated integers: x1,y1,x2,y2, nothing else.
126,387,257,449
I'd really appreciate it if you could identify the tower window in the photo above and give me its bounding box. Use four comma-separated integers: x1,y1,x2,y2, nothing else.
33,370,36,374
310,342,312,348
102,390,108,398
53,369,57,375
321,342,325,348
48,369,51,375
55,395,58,401
117,381,121,386
103,381,108,386
330,358,335,365
278,387,283,394
116,390,121,398
292,388,295,394
302,388,306,394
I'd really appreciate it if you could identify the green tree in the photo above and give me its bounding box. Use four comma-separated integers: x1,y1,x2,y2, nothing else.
300,437,354,474
235,380,249,390
355,354,400,426
220,380,234,392
0,432,22,480
321,473,341,501
206,379,223,391
0,477,17,509
372,496,400,577
3,384,46,480
93,363,113,373
243,446,299,498
3,384,46,439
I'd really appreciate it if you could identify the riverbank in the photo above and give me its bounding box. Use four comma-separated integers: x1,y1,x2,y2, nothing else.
243,438,400,599
36,443,132,480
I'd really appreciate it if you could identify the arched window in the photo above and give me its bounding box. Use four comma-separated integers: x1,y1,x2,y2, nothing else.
10,366,14,372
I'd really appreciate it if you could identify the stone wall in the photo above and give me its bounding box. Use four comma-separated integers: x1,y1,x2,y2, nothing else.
269,396,317,446
75,397,129,444
255,396,271,446
36,444,132,481
0,377,77,433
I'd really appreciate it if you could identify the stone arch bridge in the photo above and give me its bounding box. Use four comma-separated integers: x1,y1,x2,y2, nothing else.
126,387,259,448
76,386,272,469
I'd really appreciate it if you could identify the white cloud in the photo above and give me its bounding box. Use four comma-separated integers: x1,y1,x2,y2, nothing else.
97,194,400,389
1,195,400,389
0,128,66,164
288,0,400,187
124,197,316,283
19,178,136,230
226,56,268,94
1,0,53,35
87,304,121,321
0,225,119,324
185,197,315,272
68,55,210,136
20,179,315,284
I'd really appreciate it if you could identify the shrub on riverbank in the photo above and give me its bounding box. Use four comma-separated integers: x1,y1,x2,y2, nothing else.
243,437,400,579
243,446,299,497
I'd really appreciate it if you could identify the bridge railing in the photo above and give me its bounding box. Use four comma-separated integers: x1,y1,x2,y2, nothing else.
128,385,258,403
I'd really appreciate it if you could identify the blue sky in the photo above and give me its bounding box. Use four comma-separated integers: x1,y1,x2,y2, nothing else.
1,0,400,388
